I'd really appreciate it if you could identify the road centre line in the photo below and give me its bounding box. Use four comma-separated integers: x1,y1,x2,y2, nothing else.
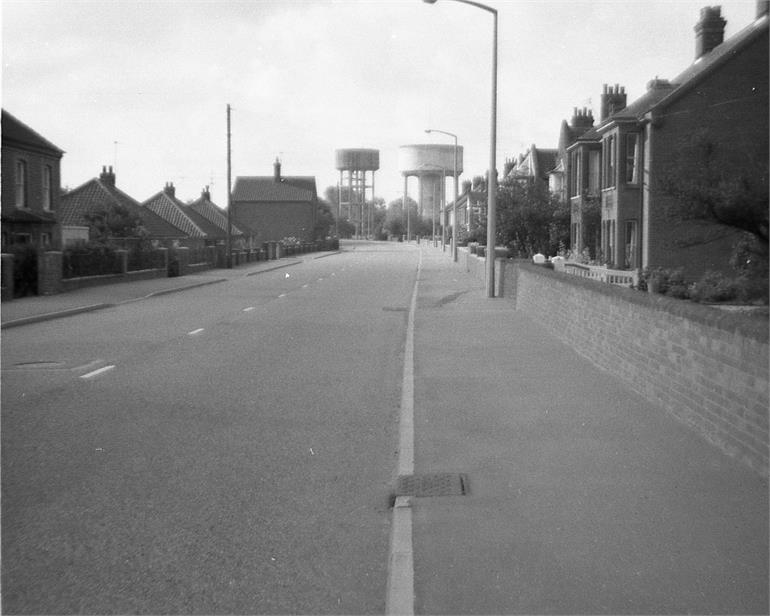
80,365,116,379
243,306,255,312
188,328,205,335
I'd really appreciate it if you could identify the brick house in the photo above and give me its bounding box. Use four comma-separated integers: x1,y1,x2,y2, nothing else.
186,187,246,247
59,166,187,247
566,4,769,277
231,159,318,244
1,109,64,250
142,182,208,249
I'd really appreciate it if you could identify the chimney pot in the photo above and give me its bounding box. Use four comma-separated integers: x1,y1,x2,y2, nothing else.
694,6,726,59
274,157,282,182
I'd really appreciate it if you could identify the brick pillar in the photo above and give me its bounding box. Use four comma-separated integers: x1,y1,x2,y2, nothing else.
1,253,14,300
175,247,190,276
37,251,63,296
115,249,128,275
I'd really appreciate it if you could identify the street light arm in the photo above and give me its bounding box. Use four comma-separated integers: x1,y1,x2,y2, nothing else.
422,0,497,16
425,128,457,140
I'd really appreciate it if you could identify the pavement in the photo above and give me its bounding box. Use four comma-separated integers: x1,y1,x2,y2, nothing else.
2,241,767,614
0,253,325,329
408,243,768,615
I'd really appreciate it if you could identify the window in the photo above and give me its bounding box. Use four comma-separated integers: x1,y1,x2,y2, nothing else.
569,151,580,197
41,232,52,247
625,134,639,184
15,160,28,208
603,135,616,188
624,220,638,268
43,165,53,210
588,151,600,194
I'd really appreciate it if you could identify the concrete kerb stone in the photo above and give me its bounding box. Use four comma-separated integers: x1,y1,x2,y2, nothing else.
117,278,228,303
1,303,114,329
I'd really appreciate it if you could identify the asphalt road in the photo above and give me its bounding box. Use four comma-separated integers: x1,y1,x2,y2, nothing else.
2,241,418,614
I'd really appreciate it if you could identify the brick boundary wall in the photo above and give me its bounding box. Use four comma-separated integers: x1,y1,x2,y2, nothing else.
505,260,769,476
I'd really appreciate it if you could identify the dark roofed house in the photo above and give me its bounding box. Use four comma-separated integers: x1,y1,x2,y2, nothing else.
1,109,64,250
142,182,208,247
59,166,186,247
186,187,247,247
231,159,318,244
565,3,768,277
504,145,558,188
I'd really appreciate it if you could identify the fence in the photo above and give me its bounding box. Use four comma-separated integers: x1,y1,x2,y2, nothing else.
556,260,639,287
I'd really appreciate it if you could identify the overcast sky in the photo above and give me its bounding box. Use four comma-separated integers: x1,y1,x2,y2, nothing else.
2,0,760,208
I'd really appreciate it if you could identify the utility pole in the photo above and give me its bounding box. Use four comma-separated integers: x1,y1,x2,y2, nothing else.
226,104,233,269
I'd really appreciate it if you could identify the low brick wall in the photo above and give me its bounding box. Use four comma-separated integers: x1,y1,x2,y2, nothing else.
505,261,769,476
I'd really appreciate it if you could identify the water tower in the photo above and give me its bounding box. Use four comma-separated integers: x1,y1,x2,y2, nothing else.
335,148,379,239
398,144,464,241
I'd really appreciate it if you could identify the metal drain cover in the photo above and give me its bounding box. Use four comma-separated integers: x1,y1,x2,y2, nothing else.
396,473,468,497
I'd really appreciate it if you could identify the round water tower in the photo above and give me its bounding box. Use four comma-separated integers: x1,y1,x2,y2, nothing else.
398,144,464,219
334,148,380,239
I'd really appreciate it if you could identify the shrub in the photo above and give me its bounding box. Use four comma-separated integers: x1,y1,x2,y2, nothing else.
689,270,739,303
63,242,121,278
647,267,689,299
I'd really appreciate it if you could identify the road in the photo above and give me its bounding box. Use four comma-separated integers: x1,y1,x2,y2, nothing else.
2,241,417,614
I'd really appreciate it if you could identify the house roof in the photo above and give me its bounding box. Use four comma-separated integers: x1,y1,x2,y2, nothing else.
59,177,187,239
655,13,769,113
188,195,243,236
1,109,64,156
508,145,558,180
232,176,317,202
602,13,768,127
143,190,207,238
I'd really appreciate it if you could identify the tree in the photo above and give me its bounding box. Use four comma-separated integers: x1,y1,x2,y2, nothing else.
658,133,768,254
495,177,570,257
314,199,336,239
83,203,146,243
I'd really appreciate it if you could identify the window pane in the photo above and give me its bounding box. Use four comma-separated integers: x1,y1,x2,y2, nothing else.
626,134,638,184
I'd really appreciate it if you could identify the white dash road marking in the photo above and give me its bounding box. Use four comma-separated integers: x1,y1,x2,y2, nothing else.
302,284,309,288
243,307,255,312
80,365,116,379
278,293,287,298
188,328,205,335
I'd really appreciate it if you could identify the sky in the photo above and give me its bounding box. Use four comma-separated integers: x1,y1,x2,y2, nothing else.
2,0,761,209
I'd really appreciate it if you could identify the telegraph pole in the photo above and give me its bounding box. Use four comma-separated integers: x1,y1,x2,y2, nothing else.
226,104,232,269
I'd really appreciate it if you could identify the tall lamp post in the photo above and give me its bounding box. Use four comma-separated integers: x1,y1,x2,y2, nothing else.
425,128,459,262
422,0,497,297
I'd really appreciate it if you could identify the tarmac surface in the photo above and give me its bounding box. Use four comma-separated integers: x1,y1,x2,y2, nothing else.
2,241,768,614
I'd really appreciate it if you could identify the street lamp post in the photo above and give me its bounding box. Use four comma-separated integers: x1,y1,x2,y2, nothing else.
425,128,459,262
422,0,497,297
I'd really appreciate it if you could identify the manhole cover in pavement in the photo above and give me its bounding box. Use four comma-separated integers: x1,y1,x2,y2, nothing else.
396,473,468,497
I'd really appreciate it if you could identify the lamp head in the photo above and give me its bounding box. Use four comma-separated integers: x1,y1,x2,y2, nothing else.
422,0,438,3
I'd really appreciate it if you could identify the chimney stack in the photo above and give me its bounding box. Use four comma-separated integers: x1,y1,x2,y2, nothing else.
99,165,116,187
273,157,282,182
694,6,726,59
163,182,175,198
757,0,769,18
600,84,627,121
201,186,211,201
570,106,594,134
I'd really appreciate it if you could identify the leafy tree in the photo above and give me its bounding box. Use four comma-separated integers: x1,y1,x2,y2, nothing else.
314,199,336,239
495,177,570,257
658,133,768,255
84,203,146,243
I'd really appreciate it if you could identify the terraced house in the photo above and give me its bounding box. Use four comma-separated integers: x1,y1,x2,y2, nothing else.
565,3,769,278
